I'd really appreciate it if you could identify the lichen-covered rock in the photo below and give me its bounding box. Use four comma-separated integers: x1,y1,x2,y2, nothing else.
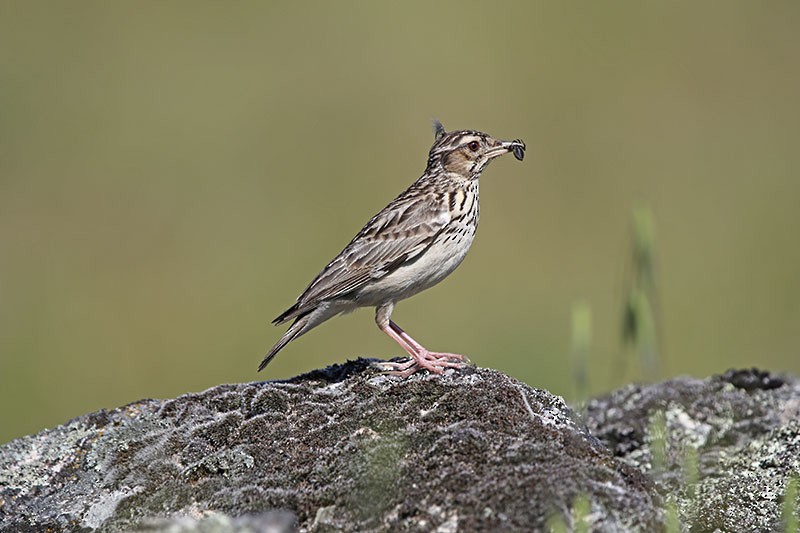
584,368,800,532
0,360,661,532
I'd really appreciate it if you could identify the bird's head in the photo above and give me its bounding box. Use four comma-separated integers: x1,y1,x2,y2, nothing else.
426,119,525,179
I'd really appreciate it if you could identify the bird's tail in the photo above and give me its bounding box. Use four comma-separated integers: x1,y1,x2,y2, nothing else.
272,302,300,325
258,314,311,372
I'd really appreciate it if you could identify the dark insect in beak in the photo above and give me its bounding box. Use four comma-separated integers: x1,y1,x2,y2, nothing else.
511,139,526,161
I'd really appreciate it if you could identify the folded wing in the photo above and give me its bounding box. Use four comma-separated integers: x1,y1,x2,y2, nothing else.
274,191,450,324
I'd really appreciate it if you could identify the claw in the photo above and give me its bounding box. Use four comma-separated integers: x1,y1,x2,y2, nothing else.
374,350,468,378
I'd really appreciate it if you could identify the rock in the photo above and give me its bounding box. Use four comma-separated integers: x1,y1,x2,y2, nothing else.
0,359,661,532
584,368,800,532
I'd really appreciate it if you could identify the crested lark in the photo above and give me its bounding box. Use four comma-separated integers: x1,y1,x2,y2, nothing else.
260,120,525,377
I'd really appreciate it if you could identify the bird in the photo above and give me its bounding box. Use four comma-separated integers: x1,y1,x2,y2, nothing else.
259,120,525,377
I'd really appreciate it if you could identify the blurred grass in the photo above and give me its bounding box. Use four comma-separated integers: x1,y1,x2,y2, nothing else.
2,1,800,444
620,206,660,380
786,476,799,533
570,301,591,404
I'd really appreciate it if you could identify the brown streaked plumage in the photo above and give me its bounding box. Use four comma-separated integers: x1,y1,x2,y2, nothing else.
260,120,525,377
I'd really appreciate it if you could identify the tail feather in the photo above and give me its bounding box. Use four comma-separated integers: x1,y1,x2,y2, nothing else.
272,303,301,325
258,314,310,371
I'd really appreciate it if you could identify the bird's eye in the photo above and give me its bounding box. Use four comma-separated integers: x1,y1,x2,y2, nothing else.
468,141,480,152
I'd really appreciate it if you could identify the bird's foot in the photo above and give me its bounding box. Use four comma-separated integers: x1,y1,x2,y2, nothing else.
376,350,469,378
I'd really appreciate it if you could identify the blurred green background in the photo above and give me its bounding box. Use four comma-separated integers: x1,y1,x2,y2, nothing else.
2,2,799,444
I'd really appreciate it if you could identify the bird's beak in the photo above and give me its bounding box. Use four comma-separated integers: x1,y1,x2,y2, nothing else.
486,139,526,161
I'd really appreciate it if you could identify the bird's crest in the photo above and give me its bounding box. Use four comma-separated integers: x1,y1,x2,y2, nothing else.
432,118,446,140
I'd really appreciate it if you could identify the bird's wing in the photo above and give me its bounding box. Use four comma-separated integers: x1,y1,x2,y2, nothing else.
276,192,450,322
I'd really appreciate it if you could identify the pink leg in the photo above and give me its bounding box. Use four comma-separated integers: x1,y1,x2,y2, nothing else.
389,320,468,362
376,319,468,378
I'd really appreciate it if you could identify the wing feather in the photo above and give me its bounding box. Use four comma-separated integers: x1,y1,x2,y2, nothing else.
275,191,450,323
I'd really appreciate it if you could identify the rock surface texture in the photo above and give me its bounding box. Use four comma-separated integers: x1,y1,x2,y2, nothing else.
0,360,661,532
584,368,800,532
